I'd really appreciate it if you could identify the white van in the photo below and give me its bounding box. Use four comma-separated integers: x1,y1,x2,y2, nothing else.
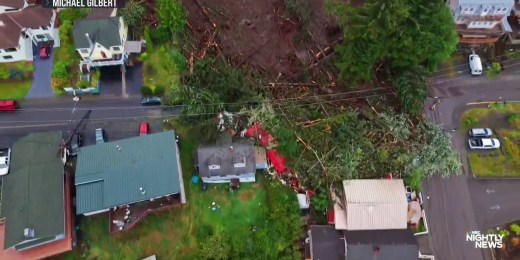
469,53,483,76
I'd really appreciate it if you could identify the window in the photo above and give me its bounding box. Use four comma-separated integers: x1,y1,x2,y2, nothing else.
36,35,45,39
4,48,16,52
113,46,120,51
3,56,13,60
21,31,29,39
40,26,48,30
80,49,89,54
101,51,107,58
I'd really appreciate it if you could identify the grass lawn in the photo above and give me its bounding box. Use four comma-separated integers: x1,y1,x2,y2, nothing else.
462,103,520,177
57,121,270,260
142,47,180,91
0,80,32,99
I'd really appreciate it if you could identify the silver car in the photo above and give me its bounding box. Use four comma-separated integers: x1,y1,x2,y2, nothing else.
468,128,493,138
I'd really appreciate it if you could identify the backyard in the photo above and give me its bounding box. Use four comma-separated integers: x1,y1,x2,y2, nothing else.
462,103,520,177
57,120,302,260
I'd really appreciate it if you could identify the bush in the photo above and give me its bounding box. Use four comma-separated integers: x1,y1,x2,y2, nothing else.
508,114,520,128
52,61,70,79
0,67,10,80
77,80,90,89
144,26,154,52
463,116,479,129
486,62,502,78
153,85,166,96
140,85,153,96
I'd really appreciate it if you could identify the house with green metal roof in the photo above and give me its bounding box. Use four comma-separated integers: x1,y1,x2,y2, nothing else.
0,132,69,252
74,130,186,216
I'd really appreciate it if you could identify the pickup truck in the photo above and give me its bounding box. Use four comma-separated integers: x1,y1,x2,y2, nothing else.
468,138,500,150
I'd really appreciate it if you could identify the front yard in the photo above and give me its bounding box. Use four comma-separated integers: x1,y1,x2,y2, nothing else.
58,120,302,259
462,103,520,177
0,61,34,99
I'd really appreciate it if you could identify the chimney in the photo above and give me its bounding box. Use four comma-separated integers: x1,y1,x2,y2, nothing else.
24,228,34,239
85,33,94,49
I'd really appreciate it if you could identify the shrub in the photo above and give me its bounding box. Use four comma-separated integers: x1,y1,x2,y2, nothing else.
144,26,154,52
486,62,502,78
508,114,520,128
153,85,166,96
463,116,479,129
511,224,520,236
52,61,70,79
140,85,153,96
77,80,90,89
138,52,148,62
0,67,10,80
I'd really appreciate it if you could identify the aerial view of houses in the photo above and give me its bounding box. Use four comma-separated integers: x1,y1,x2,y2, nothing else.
0,0,518,259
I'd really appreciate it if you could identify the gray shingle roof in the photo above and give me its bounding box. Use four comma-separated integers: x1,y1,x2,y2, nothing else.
196,141,256,178
1,132,65,250
72,16,122,49
344,229,418,260
74,131,182,215
310,225,346,260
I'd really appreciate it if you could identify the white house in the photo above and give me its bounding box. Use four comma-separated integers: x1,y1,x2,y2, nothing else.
196,140,258,184
0,5,56,63
72,16,129,70
0,0,34,13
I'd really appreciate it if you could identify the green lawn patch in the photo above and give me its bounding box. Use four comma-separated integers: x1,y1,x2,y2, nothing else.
0,80,32,99
463,103,520,177
57,120,301,259
141,46,181,92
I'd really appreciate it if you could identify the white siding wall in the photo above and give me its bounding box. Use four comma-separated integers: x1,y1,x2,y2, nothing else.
0,36,32,62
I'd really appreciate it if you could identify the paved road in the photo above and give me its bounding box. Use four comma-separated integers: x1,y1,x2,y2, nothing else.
0,96,180,148
25,44,55,98
423,70,520,260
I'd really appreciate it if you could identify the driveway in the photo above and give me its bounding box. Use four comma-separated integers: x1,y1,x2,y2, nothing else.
98,64,143,97
422,69,520,260
25,44,55,98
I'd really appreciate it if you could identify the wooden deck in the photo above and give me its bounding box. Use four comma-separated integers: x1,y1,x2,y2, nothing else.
109,194,182,234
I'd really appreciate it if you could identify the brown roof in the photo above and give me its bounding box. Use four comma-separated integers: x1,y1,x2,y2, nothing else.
0,5,53,49
6,5,53,28
0,14,22,49
0,0,25,9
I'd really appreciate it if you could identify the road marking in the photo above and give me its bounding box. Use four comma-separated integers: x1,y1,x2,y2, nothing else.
0,123,68,129
490,205,500,210
466,102,493,105
486,189,495,194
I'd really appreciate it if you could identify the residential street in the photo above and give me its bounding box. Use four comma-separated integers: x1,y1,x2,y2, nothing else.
0,96,180,148
423,70,520,260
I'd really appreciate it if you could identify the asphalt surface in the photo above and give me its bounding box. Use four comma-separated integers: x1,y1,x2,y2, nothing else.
25,44,55,98
99,64,143,96
0,96,180,148
423,66,520,260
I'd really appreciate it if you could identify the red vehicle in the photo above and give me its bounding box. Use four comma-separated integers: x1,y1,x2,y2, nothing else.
0,100,18,111
39,44,51,59
139,122,150,136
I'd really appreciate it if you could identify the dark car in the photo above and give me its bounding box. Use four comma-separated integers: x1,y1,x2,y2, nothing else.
69,133,83,156
0,100,18,111
141,96,161,106
39,44,51,59
139,122,150,136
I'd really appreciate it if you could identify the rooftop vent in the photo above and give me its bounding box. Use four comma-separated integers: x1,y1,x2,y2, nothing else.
24,228,34,239
139,187,146,195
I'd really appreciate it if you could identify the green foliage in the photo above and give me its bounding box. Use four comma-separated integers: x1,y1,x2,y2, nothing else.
171,49,187,73
394,66,429,115
140,85,153,96
311,188,331,214
0,67,10,80
486,62,502,78
464,116,479,129
143,27,154,52
284,0,312,25
51,61,70,79
153,85,166,96
59,8,90,22
328,0,458,82
406,169,423,192
77,80,90,89
198,232,231,260
120,1,146,28
505,50,520,59
509,114,520,128
158,0,187,39
511,224,520,236
499,229,510,240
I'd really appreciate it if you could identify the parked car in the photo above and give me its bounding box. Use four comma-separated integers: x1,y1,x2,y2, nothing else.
468,128,493,138
139,122,150,136
469,53,483,76
39,44,51,59
0,100,18,111
0,148,11,176
468,138,500,150
69,133,83,156
141,96,161,106
95,128,106,144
